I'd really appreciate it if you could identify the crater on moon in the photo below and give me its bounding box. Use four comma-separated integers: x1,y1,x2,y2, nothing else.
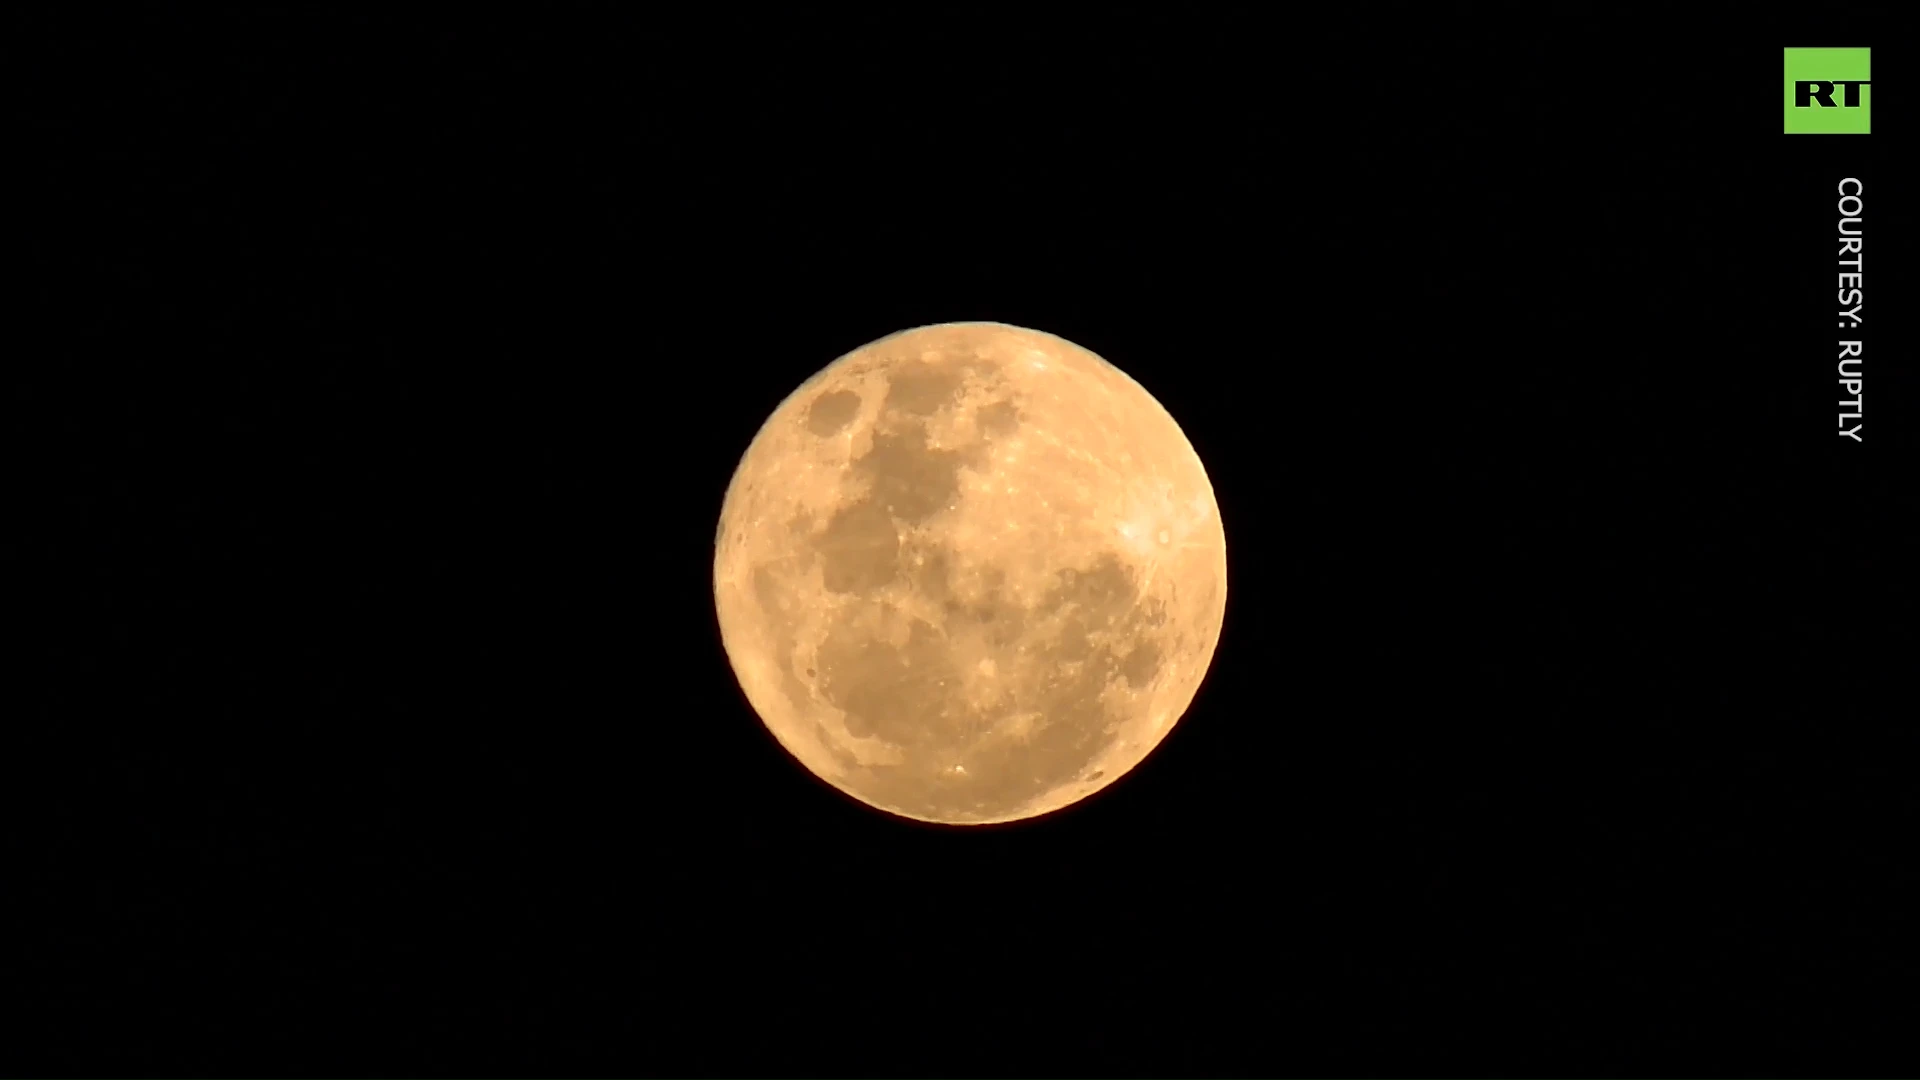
714,322,1227,825
804,389,861,436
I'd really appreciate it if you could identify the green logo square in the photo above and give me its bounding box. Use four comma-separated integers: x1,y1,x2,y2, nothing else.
1785,48,1871,134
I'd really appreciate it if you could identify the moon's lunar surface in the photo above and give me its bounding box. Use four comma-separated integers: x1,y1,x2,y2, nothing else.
714,322,1226,825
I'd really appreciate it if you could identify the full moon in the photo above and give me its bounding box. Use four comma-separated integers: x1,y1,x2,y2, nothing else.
713,322,1227,825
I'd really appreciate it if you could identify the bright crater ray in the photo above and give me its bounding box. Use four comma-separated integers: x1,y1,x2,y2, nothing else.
713,322,1227,825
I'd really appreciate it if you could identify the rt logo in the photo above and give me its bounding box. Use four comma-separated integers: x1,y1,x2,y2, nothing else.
1785,48,1870,134
1795,80,1869,107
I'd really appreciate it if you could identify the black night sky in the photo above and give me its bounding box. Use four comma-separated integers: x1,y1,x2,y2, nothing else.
15,7,1912,1077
